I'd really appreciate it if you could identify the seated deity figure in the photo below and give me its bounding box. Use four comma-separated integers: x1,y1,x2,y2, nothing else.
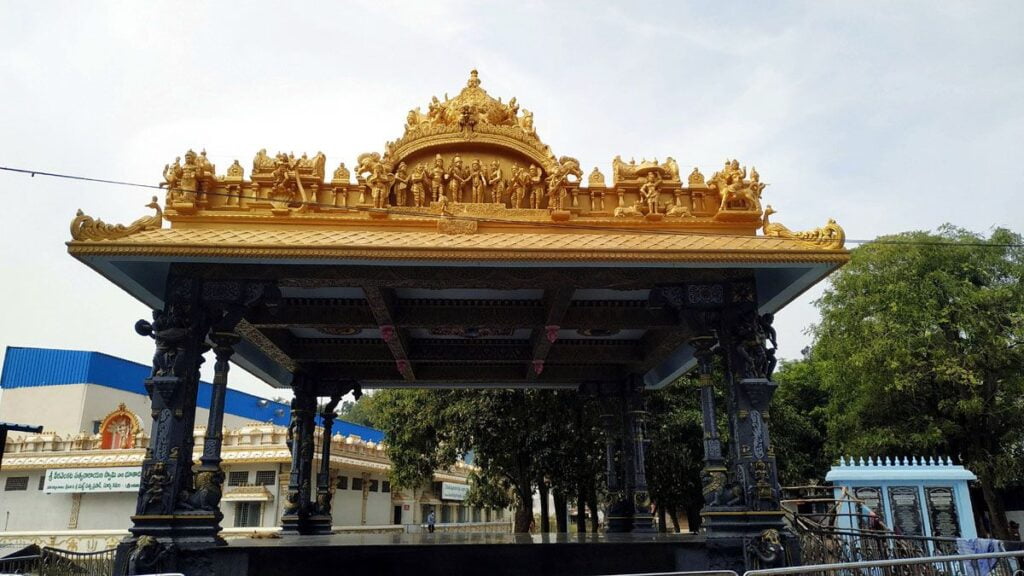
488,161,506,204
410,163,427,207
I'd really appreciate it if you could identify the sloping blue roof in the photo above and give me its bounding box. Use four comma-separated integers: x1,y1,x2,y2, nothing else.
0,347,383,442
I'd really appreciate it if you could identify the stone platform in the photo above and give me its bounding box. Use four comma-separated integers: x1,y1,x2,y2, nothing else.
203,532,718,576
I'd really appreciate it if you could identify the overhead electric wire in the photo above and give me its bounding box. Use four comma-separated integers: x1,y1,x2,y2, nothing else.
2,165,1021,248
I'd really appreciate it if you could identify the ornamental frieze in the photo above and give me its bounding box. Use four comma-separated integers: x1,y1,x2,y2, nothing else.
68,70,844,251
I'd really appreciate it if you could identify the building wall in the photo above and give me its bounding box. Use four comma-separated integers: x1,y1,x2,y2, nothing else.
1,472,73,532
0,385,88,437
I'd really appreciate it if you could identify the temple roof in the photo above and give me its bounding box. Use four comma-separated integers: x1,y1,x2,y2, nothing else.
65,70,848,391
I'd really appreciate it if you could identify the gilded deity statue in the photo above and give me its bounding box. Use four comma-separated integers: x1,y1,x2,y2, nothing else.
510,164,525,208
428,154,446,204
367,163,393,209
488,161,505,205
447,156,468,203
410,163,427,207
640,173,661,214
333,162,350,183
393,162,410,207
528,164,544,209
546,167,567,211
469,159,486,203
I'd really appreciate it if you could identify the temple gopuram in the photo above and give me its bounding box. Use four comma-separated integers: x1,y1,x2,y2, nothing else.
67,71,848,575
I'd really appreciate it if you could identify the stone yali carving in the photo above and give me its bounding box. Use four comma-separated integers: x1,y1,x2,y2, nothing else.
762,205,846,250
70,196,162,241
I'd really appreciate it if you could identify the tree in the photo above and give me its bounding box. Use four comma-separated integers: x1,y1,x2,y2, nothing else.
645,376,706,532
811,226,1024,538
770,359,831,486
367,388,607,533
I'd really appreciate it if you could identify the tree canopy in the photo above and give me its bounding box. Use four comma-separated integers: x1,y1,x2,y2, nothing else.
811,225,1024,537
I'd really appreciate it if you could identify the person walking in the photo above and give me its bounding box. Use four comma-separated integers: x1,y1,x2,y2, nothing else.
427,509,436,534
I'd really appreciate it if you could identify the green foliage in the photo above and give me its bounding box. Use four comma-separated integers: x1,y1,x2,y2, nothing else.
770,359,830,485
810,225,1024,535
337,393,378,427
645,376,705,521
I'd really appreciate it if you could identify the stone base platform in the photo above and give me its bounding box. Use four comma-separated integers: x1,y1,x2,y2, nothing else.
199,532,719,576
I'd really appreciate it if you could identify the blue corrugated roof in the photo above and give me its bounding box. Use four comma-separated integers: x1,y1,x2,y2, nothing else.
0,347,383,442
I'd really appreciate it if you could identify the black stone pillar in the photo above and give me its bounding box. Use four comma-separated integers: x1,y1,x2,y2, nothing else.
281,378,318,535
309,394,341,535
624,377,654,532
601,403,630,533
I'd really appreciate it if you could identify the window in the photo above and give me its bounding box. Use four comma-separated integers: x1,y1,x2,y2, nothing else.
351,477,363,491
92,420,102,434
337,476,348,490
381,481,391,493
233,502,262,527
38,476,45,491
227,471,249,487
368,479,379,492
254,471,276,486
5,477,29,491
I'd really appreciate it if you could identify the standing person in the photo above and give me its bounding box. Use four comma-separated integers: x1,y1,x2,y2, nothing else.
427,509,436,533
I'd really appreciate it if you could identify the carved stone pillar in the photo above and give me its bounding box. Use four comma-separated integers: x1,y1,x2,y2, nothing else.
188,331,239,536
624,377,654,532
600,402,630,533
281,378,317,535
308,395,341,535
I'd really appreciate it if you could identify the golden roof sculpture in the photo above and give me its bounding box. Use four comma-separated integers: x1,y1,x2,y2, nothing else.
69,70,844,251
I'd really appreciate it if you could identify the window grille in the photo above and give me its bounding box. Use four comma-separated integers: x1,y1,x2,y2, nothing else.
227,471,249,487
382,481,391,493
369,479,379,492
254,471,276,486
351,477,363,490
38,476,46,490
233,502,262,527
337,476,348,490
5,477,29,491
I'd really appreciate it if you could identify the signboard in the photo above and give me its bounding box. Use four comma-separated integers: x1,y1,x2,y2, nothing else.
441,482,469,501
926,486,961,537
853,486,886,529
44,467,142,493
888,486,924,536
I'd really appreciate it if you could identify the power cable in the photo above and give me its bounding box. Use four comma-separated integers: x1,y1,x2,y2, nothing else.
2,165,1021,248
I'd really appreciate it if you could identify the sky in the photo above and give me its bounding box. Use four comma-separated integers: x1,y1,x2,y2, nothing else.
1,1,1022,400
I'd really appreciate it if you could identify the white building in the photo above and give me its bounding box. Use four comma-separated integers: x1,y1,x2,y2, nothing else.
0,347,504,550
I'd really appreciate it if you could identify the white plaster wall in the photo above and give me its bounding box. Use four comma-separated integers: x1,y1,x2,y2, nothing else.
0,386,88,437
0,472,72,531
75,492,136,530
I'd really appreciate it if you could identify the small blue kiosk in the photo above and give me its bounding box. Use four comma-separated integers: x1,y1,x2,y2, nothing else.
826,456,977,539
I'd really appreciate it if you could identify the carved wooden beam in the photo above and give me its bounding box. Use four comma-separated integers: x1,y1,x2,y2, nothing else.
526,286,575,380
286,339,641,364
362,286,415,381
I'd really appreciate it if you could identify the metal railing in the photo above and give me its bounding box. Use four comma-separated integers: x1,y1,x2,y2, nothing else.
0,546,117,576
744,550,1024,576
0,553,42,574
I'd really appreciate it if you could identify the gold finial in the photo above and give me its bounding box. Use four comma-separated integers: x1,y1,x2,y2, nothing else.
70,196,163,241
467,69,481,88
762,205,845,250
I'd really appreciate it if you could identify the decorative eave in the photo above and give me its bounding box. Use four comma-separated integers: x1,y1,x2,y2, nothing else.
67,227,849,265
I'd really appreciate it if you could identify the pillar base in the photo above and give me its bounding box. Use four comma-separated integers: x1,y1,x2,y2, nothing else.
281,513,333,536
701,508,797,571
128,512,225,547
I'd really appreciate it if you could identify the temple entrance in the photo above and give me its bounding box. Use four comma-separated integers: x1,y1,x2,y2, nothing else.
67,70,847,575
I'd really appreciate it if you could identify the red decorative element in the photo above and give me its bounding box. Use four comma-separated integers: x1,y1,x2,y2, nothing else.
380,325,395,342
532,360,544,375
396,359,409,374
545,325,560,344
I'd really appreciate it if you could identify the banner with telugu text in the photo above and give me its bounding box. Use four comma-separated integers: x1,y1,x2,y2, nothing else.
43,467,142,493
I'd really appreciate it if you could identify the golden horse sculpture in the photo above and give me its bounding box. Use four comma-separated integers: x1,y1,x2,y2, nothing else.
761,205,845,250
70,196,163,241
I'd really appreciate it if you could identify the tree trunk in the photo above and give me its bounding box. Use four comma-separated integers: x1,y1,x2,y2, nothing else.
514,484,533,533
686,506,701,533
588,483,600,533
576,489,587,533
539,479,550,533
979,473,1011,540
668,507,681,533
658,505,668,533
554,489,568,533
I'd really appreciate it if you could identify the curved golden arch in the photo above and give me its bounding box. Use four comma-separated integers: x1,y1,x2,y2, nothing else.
98,403,143,444
391,132,552,172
